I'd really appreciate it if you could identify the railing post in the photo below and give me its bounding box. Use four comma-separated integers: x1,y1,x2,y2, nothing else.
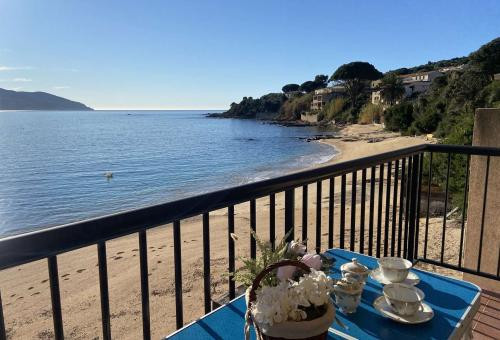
202,213,211,314
284,189,295,242
48,256,64,340
407,154,420,263
0,291,6,340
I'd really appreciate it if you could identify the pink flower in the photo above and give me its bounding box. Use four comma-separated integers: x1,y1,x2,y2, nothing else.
277,265,296,281
301,254,322,270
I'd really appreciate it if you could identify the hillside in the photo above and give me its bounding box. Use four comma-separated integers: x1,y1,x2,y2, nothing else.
0,88,93,110
219,38,498,127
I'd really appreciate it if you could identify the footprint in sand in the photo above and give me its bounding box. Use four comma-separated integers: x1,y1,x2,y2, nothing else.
152,249,156,252
64,278,69,281
28,286,34,290
62,274,70,278
116,251,124,255
17,296,23,300
132,254,136,257
31,292,40,296
76,269,86,273
132,249,138,252
157,260,162,264
10,294,15,298
41,279,48,284
114,256,123,260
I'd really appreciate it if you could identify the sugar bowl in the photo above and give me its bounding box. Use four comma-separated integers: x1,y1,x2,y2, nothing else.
333,274,364,313
340,258,370,283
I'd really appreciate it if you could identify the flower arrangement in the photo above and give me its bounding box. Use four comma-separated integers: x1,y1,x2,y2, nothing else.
232,232,337,340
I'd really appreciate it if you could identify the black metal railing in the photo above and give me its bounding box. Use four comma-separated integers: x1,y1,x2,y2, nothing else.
0,144,499,340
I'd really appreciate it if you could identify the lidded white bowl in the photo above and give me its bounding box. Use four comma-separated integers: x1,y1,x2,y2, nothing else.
340,258,370,283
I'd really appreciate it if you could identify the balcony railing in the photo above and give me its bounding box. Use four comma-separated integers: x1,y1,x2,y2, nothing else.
0,144,499,339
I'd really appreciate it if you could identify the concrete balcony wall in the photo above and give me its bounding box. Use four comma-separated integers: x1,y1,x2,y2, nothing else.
464,108,500,290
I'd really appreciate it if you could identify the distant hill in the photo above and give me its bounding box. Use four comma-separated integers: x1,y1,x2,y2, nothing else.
0,88,93,110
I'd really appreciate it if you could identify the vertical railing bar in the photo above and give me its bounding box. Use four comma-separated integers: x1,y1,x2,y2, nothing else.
284,189,295,242
384,162,392,257
407,155,419,263
424,152,433,259
391,160,399,256
270,194,276,251
350,171,357,251
173,221,184,329
302,186,308,249
477,156,490,273
202,213,211,314
398,158,407,257
250,199,257,260
360,169,366,254
368,167,376,256
328,178,334,249
228,206,235,299
376,164,384,258
440,154,451,264
403,157,413,258
316,181,322,253
340,174,346,249
414,153,424,260
97,242,111,340
0,291,6,340
48,256,64,340
139,230,151,339
497,251,500,278
458,155,470,268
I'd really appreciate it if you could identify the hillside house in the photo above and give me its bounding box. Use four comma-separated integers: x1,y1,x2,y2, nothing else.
371,70,444,105
310,86,345,111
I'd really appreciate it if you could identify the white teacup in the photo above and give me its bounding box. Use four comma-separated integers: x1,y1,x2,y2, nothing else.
378,257,412,283
383,283,424,316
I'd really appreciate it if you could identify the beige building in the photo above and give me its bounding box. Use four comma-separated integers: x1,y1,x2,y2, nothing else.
371,70,444,105
310,86,345,111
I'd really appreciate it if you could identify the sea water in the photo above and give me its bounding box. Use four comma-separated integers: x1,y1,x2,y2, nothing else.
0,110,336,236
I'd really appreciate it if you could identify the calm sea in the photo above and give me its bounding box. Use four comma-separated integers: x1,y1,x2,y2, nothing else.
0,110,336,236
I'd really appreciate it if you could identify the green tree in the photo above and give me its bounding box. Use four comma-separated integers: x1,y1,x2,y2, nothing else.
313,74,328,89
383,102,414,131
300,80,316,93
379,73,405,105
469,37,500,78
330,61,383,110
282,83,300,93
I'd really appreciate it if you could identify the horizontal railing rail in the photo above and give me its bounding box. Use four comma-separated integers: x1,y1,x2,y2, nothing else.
0,143,499,340
0,144,427,270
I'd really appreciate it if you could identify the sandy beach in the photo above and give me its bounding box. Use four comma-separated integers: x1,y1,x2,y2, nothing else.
1,124,466,340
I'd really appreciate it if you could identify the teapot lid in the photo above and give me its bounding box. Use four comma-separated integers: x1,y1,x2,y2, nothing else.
341,258,369,273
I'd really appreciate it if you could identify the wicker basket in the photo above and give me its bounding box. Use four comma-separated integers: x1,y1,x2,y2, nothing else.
245,260,335,340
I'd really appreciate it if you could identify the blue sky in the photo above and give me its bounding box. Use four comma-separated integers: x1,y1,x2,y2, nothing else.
0,1,499,110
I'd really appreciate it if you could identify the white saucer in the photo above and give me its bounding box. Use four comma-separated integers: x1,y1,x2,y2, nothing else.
370,267,420,286
373,296,434,324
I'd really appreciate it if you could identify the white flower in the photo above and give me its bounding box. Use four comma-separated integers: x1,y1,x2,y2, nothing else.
251,269,335,326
